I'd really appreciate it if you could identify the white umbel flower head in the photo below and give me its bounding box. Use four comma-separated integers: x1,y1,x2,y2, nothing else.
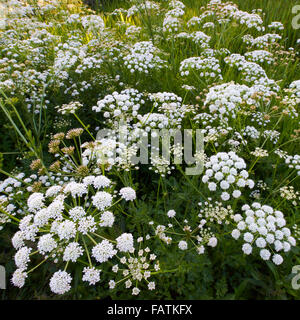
208,237,218,247
14,247,32,269
82,267,101,285
148,282,156,290
92,191,113,210
92,240,117,263
56,220,76,240
116,233,134,252
64,182,88,198
11,268,27,288
49,270,72,294
272,254,283,265
178,240,188,250
242,243,252,255
93,175,111,188
231,229,240,240
27,192,44,212
99,211,115,227
167,210,176,218
260,249,271,260
37,234,57,255
69,206,86,221
12,231,25,250
45,185,62,198
63,242,84,262
119,187,136,201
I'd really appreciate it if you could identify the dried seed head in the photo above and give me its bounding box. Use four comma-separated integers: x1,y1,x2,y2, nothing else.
66,128,84,139
76,165,89,177
48,140,61,153
53,132,65,140
30,159,42,171
61,146,75,155
49,161,61,172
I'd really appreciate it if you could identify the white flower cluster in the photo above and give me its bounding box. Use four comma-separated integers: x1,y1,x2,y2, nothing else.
198,1,263,31
166,7,185,18
242,33,282,49
92,89,145,123
187,16,202,28
224,54,273,86
127,1,160,18
198,201,234,225
290,80,300,97
231,202,296,264
9,174,139,293
191,31,211,48
82,267,101,285
56,101,82,115
92,240,117,263
245,50,274,65
263,130,280,144
1,0,300,299
110,242,159,295
169,0,185,10
268,21,284,31
280,186,299,205
203,22,215,29
163,15,181,33
285,155,300,176
137,112,170,131
231,10,264,31
179,56,222,82
49,270,72,295
125,25,142,38
123,41,167,74
250,147,269,158
153,214,218,255
204,82,257,119
81,15,105,32
242,126,260,140
202,152,255,201
119,187,136,201
81,138,138,172
148,91,194,128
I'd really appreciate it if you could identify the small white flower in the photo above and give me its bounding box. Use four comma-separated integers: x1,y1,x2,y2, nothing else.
221,192,230,201
92,191,113,210
11,268,27,288
255,237,266,248
232,190,241,198
167,210,176,218
178,240,188,250
243,232,253,243
208,237,218,247
119,187,136,201
260,249,271,260
93,175,111,188
109,280,115,289
82,267,101,285
132,287,140,295
148,282,155,290
231,229,240,240
272,254,283,265
116,233,134,252
49,270,72,295
63,242,84,262
99,211,115,227
242,243,252,255
92,240,117,263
